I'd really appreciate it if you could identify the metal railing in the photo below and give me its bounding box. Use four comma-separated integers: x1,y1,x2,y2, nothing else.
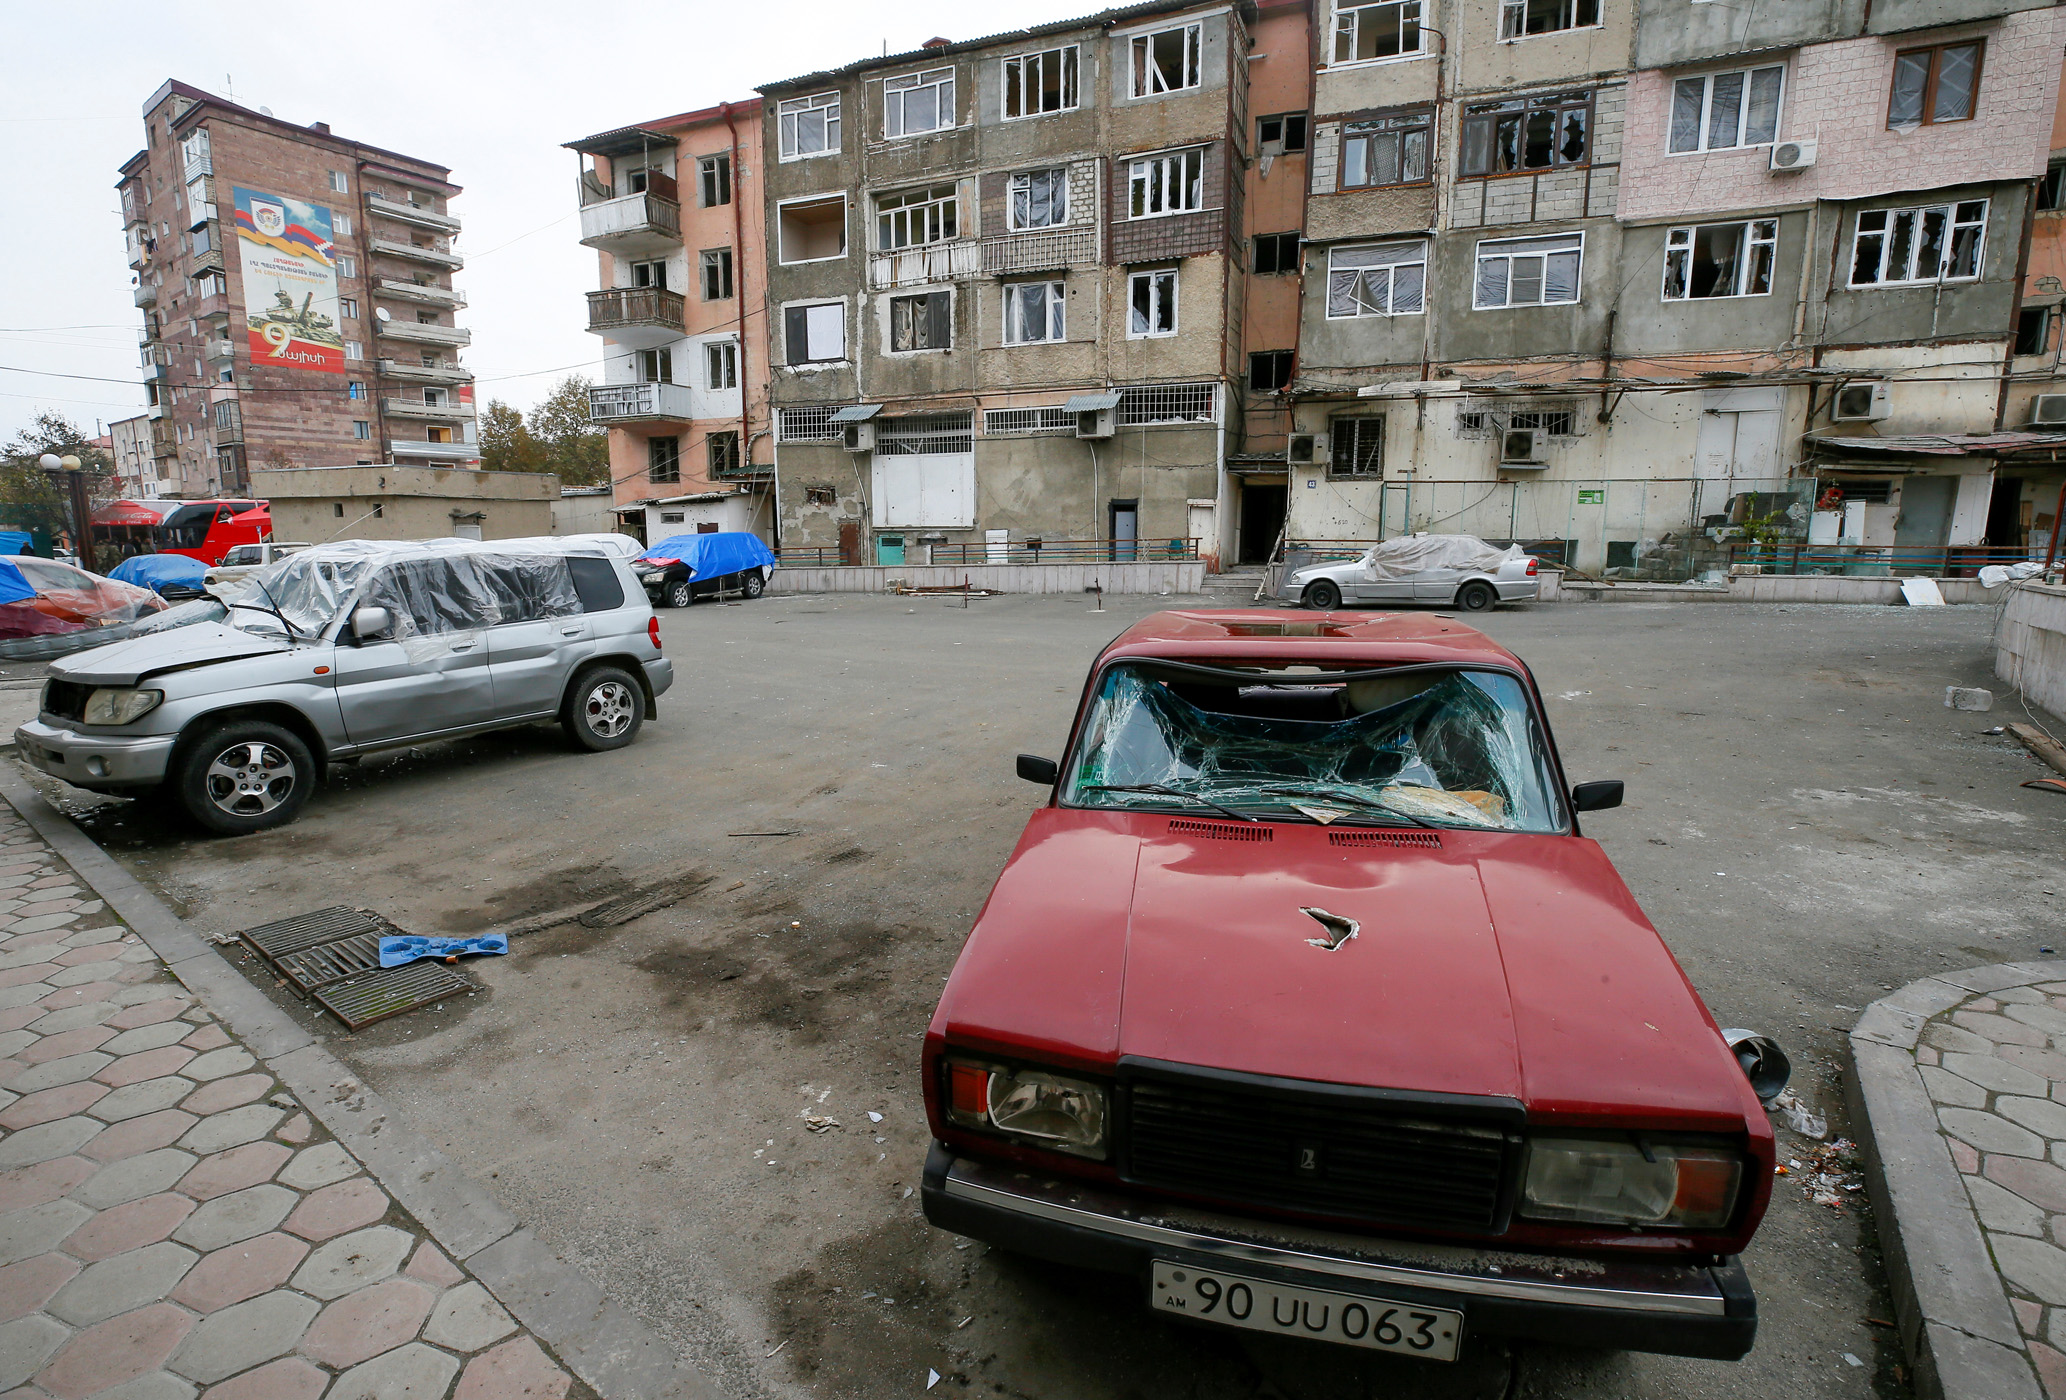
585,287,685,335
925,537,1201,565
1724,543,2045,578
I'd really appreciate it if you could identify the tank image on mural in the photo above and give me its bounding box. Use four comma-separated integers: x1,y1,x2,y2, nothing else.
233,186,345,372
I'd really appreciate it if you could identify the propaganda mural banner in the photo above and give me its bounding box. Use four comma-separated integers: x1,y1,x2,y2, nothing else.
233,187,345,373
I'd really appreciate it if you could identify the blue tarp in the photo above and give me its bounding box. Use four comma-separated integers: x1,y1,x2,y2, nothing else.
0,532,31,557
638,532,776,581
0,562,31,607
109,554,208,595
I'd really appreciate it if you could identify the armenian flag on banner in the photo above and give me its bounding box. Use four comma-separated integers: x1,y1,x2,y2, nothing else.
234,187,345,373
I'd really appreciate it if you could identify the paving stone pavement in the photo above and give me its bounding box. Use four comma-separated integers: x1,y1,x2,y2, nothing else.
0,808,594,1400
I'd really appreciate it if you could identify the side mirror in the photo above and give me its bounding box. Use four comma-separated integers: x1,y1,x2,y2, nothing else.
1572,780,1624,812
1016,754,1059,786
351,606,392,641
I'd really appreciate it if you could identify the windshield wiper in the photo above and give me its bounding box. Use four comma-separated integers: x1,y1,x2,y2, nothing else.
1254,785,1440,829
228,577,309,642
1079,783,1257,823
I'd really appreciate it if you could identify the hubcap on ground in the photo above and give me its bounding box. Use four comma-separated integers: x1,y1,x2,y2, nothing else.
585,681,633,738
204,741,296,816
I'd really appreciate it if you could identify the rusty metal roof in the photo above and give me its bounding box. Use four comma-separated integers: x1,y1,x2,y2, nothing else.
1806,432,2066,457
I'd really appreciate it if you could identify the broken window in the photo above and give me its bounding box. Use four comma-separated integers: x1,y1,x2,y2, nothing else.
1059,664,1565,833
1327,241,1426,317
2040,162,2066,212
1331,418,1384,477
2017,306,2051,356
1849,201,1986,286
635,348,672,383
1662,220,1777,299
1889,41,1981,128
1128,269,1178,337
1499,0,1598,39
1460,91,1590,177
889,291,952,352
1129,148,1205,218
1669,66,1784,153
1342,109,1432,188
1249,350,1294,392
698,154,731,207
877,184,958,250
784,302,846,364
1009,169,1068,230
648,436,681,484
884,67,955,138
1253,232,1301,275
1131,24,1202,97
1474,233,1583,309
700,247,733,301
778,91,841,159
1257,112,1309,152
707,431,740,475
1003,281,1065,344
1333,0,1422,63
1003,46,1078,118
778,195,847,263
629,259,667,290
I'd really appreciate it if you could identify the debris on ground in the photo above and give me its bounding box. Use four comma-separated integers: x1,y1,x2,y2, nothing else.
2024,778,2066,796
1772,1089,1828,1139
379,933,508,967
927,1369,941,1390
1795,1138,1861,1211
2009,723,2066,777
578,873,711,927
805,1115,841,1132
1943,685,1994,712
868,1111,884,1123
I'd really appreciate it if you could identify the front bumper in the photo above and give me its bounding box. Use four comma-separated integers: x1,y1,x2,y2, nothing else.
922,1144,1755,1361
14,719,177,791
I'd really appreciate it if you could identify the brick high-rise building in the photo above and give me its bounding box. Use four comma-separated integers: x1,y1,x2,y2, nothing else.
119,81,477,499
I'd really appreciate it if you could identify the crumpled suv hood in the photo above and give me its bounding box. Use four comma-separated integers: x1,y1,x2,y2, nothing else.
51,623,293,687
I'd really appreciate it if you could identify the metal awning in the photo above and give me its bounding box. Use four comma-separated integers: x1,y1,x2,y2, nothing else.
1805,432,2066,457
829,404,883,423
1066,392,1122,412
562,126,680,158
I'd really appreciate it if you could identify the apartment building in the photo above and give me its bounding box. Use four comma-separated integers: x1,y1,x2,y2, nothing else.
567,104,771,542
108,415,156,497
119,81,476,499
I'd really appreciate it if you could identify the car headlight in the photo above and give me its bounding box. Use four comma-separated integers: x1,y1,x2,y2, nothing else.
1520,1137,1742,1229
83,688,164,727
943,1057,1108,1159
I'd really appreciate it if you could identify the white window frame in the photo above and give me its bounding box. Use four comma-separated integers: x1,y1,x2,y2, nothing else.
876,184,959,251
1326,241,1427,318
883,67,956,139
1002,281,1066,344
1848,201,1988,288
776,194,849,265
1128,148,1205,219
1472,232,1584,309
706,341,738,390
778,91,842,161
787,301,847,365
1127,268,1179,338
1499,0,1600,41
337,256,356,279
1668,65,1785,155
1661,220,1778,300
1008,169,1070,230
1130,23,1202,98
333,213,352,236
1003,46,1079,120
344,341,365,361
1331,0,1425,67
328,169,347,193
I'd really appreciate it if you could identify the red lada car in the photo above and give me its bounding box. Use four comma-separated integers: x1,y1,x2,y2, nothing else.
921,610,1775,1364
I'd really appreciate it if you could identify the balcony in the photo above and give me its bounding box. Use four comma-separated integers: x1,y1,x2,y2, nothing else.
588,381,695,425
386,438,480,462
369,236,464,270
133,283,157,308
378,358,473,386
869,241,981,290
585,287,685,350
375,320,472,348
578,189,682,261
381,397,476,423
190,244,225,279
150,422,176,458
978,226,1099,277
376,279,466,309
141,361,170,383
205,339,236,365
210,404,244,446
366,194,460,235
193,292,231,323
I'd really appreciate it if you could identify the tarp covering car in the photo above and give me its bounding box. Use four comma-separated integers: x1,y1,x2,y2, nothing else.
637,532,775,581
110,553,210,596
0,557,168,642
1356,535,1528,581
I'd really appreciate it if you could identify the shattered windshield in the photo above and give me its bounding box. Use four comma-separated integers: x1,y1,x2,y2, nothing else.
227,552,376,637
1060,663,1566,831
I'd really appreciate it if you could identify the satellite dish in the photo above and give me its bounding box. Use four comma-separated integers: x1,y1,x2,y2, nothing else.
259,106,273,117
374,307,391,322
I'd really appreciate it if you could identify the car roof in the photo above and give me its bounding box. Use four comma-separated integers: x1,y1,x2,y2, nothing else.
1099,610,1528,671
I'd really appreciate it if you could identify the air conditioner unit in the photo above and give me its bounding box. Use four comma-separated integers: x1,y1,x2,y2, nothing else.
1076,407,1115,440
2031,393,2066,426
842,421,876,452
1286,433,1328,464
1499,428,1544,465
1831,380,1892,423
1769,139,1817,173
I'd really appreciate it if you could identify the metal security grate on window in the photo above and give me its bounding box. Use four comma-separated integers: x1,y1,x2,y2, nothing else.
876,412,974,455
1117,382,1218,426
983,406,1077,435
1455,401,1580,439
777,405,841,441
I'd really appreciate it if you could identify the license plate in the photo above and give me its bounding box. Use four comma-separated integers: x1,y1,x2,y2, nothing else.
1149,1261,1461,1361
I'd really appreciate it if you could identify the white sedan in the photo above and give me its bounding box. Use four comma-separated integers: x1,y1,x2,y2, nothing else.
1286,535,1540,612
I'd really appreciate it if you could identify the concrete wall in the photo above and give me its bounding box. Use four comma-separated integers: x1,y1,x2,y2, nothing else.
251,465,554,543
551,491,615,536
769,560,1204,594
1549,573,2003,602
1633,0,1862,70
1996,581,2066,719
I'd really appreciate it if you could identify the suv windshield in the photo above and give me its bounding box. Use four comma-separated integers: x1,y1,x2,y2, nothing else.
228,553,376,637
1060,662,1566,831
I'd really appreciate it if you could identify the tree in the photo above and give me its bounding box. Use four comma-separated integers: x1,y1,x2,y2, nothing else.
524,376,608,487
477,400,546,474
0,413,114,549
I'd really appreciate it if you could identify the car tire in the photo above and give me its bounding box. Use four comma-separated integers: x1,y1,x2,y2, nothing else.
172,719,315,835
562,665,645,752
1456,581,1498,612
742,570,766,599
1303,580,1342,611
665,580,693,609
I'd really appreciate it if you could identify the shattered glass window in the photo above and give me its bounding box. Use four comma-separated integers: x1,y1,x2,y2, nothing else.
1061,664,1566,832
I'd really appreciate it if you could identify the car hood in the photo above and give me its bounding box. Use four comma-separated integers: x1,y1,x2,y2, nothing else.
1288,561,1359,584
51,623,294,686
935,810,1756,1127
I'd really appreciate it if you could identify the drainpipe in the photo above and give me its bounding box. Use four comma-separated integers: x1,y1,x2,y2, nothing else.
721,101,760,542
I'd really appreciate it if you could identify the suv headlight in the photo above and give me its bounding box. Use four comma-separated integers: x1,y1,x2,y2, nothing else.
1520,1137,1743,1230
942,1057,1108,1159
83,688,163,727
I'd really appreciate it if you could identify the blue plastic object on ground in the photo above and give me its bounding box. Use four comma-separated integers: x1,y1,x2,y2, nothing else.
637,531,776,581
110,553,209,595
378,933,509,968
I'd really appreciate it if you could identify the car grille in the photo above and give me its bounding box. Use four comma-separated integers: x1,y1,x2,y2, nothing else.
1121,1063,1518,1233
41,680,91,723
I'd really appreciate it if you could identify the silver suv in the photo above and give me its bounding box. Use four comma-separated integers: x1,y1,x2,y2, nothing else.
14,539,673,834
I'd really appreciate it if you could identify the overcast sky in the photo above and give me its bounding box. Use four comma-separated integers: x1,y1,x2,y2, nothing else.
0,0,1099,445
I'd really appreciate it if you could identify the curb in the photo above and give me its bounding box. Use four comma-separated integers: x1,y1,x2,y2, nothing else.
0,765,721,1400
1847,962,2066,1400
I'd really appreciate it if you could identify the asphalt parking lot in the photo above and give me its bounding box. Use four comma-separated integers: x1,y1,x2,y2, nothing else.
20,593,2066,1400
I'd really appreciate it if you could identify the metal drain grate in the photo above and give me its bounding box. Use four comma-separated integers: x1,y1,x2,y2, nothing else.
240,906,381,962
272,935,383,991
314,962,473,1031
